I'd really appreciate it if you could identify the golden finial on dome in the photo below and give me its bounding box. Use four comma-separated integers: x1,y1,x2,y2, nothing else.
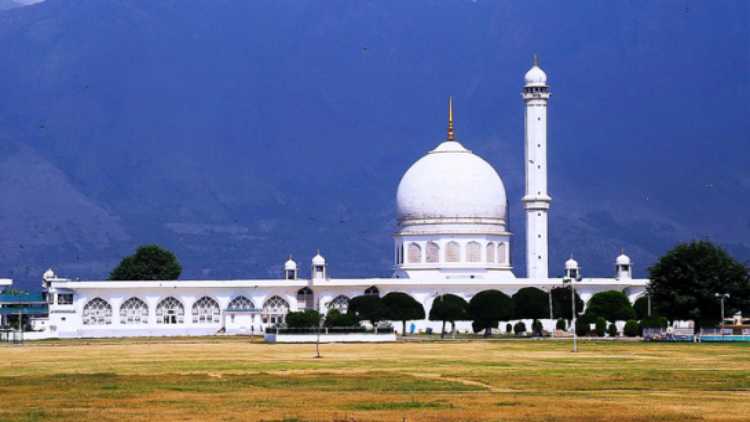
447,96,455,141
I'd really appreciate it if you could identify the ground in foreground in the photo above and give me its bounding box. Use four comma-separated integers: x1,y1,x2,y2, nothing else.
1,337,748,421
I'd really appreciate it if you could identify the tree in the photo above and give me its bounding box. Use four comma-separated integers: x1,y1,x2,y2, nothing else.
285,310,321,328
469,290,513,337
623,320,640,337
429,294,469,338
550,287,584,320
512,287,550,319
513,321,526,335
348,295,389,326
607,322,618,337
382,292,425,336
109,244,181,280
649,241,750,332
633,296,654,320
585,290,636,322
324,309,359,328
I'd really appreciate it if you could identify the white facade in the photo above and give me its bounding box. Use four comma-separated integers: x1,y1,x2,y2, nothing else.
36,59,648,339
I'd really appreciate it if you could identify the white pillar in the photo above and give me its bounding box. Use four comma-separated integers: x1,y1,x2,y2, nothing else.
522,55,551,279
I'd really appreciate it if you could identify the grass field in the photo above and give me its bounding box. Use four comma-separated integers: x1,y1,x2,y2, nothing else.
1,337,748,421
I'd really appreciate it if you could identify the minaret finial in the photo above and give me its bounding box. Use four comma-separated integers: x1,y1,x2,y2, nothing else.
447,96,455,141
533,53,539,66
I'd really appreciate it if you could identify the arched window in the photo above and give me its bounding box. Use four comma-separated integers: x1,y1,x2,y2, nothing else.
327,295,350,313
426,242,440,263
407,243,422,263
297,287,314,310
192,296,221,324
262,296,289,325
486,242,496,263
467,241,481,262
227,296,255,311
119,297,148,325
82,298,112,325
497,242,507,264
156,297,184,325
364,286,380,296
446,241,460,262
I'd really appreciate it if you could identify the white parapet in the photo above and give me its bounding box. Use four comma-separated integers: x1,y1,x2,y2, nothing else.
264,332,397,343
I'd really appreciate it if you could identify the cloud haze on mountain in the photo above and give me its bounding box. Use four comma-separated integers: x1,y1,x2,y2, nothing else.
0,0,748,291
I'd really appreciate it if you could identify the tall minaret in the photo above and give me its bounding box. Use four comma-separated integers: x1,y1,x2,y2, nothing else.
522,55,551,279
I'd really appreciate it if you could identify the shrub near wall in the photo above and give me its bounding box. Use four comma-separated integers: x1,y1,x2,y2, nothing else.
575,318,590,336
556,318,567,330
594,317,607,337
607,322,618,337
624,320,640,337
513,321,526,335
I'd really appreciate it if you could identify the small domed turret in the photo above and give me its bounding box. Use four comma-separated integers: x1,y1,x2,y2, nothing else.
312,252,325,267
312,250,326,280
43,268,56,281
283,256,297,280
615,251,632,280
564,257,580,280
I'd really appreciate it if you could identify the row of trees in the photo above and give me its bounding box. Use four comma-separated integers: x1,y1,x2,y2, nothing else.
108,241,750,335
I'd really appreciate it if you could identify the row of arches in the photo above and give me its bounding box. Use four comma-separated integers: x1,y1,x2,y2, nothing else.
397,241,507,265
81,287,384,326
82,295,291,326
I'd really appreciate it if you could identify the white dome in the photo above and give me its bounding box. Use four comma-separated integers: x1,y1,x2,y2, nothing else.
524,65,547,86
284,257,297,271
43,268,55,280
396,141,507,222
564,258,579,270
616,254,631,266
312,252,326,266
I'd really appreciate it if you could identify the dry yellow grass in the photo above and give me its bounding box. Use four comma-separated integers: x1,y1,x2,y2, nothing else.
0,337,748,421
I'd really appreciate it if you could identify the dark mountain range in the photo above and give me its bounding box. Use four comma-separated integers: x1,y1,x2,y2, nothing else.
1,0,748,291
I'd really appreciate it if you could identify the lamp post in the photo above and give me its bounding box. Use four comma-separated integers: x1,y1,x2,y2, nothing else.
647,292,652,317
315,296,322,359
562,276,577,353
715,293,730,328
563,258,582,353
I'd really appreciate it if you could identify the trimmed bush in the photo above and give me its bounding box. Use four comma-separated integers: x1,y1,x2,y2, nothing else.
429,294,470,339
532,319,543,336
285,310,322,328
512,287,549,319
555,318,567,331
575,317,590,336
348,295,389,325
641,316,669,329
607,322,618,337
623,320,640,337
382,292,425,336
594,317,607,337
324,309,358,328
585,290,637,322
469,290,514,337
513,321,526,335
505,323,513,334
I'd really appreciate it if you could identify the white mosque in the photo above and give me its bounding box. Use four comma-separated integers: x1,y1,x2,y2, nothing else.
38,58,648,338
